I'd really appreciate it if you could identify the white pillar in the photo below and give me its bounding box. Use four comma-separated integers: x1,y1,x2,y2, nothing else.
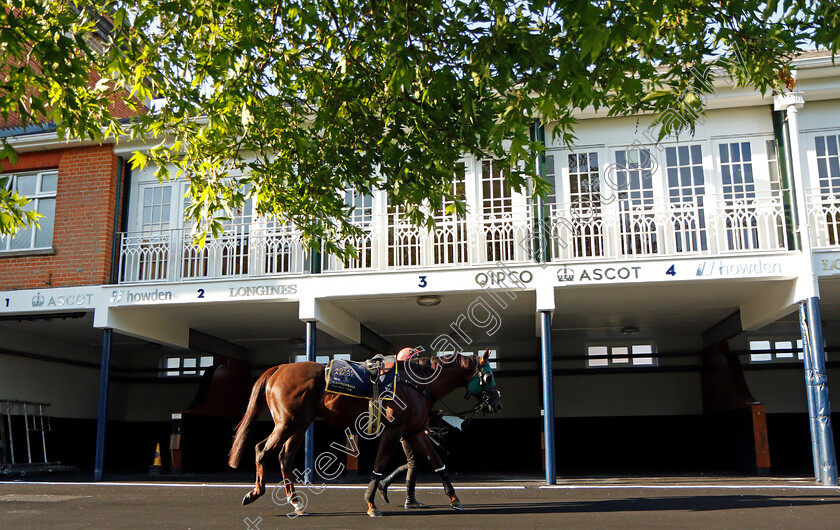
774,91,818,299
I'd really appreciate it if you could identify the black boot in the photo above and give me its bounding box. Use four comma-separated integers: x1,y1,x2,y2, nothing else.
378,464,408,504
404,477,428,509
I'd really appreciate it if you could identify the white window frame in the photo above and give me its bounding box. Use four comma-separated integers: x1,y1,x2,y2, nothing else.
710,136,775,196
663,143,708,253
610,145,659,257
437,349,498,370
295,352,351,364
132,182,180,233
1,170,58,252
586,342,657,368
345,187,374,228
804,130,840,191
162,355,215,377
811,133,840,195
748,338,806,363
557,148,607,259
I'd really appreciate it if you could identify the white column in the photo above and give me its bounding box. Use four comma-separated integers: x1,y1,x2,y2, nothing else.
774,91,818,300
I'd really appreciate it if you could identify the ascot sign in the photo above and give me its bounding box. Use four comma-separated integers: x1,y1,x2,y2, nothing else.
32,292,94,307
556,265,642,282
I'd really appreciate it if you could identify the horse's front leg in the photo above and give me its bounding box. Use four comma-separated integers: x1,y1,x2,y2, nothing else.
406,431,462,510
364,427,402,517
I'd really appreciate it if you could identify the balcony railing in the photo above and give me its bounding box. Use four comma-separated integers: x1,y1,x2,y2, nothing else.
118,224,307,284
117,193,791,284
547,191,789,262
808,191,840,249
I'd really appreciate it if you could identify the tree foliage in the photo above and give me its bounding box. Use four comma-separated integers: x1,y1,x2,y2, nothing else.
0,1,141,237
1,0,838,256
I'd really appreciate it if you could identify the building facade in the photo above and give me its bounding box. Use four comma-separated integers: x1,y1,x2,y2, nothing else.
3,51,840,478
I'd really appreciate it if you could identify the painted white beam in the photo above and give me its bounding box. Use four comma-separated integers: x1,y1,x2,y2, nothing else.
93,307,189,348
535,285,555,337
299,298,361,344
740,279,798,331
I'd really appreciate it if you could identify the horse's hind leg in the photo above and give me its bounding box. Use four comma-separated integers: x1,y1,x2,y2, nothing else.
278,428,307,514
242,424,290,506
406,431,462,510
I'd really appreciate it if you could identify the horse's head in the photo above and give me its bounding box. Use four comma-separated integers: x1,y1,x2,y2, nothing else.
465,350,502,413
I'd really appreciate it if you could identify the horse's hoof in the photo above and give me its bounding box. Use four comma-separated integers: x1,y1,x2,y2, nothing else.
378,483,390,504
367,508,382,517
242,493,255,506
450,501,463,511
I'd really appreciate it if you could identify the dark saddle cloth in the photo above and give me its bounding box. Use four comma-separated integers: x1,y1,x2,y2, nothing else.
325,358,397,400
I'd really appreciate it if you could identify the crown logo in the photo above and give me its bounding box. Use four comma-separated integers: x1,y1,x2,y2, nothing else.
32,293,45,307
556,266,575,282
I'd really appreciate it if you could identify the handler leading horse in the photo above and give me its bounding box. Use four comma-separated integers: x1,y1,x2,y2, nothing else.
229,350,502,516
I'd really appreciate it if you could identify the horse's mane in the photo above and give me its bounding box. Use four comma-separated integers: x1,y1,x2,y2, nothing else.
401,353,475,379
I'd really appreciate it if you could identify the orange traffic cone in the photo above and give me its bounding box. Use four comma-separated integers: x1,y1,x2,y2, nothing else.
148,442,164,475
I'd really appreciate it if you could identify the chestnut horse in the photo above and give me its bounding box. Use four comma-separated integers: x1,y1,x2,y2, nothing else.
229,350,502,516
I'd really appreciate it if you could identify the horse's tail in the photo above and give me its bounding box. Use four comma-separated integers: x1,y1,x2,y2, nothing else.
228,366,279,468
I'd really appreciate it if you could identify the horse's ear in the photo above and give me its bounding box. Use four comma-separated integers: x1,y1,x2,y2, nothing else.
480,349,490,366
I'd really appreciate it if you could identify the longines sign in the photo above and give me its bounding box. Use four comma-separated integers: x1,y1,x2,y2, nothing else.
818,252,840,275
228,284,297,297
106,281,300,306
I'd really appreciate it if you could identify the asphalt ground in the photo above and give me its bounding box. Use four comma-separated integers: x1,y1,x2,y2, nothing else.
2,476,840,529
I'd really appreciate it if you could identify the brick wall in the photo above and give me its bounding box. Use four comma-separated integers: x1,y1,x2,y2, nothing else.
0,146,123,289
0,69,144,130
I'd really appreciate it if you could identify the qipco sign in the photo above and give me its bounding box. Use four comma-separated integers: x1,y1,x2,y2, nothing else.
475,270,533,287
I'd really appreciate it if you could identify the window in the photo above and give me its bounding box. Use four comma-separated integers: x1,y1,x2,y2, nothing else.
586,343,657,367
568,152,600,212
568,152,604,258
544,155,556,205
749,339,805,363
295,353,350,364
345,187,373,227
815,135,840,196
482,160,513,216
615,148,656,256
142,184,173,232
163,355,214,377
481,160,514,261
665,145,707,252
719,141,758,250
814,135,840,245
387,202,421,267
720,142,756,201
339,187,375,269
766,139,782,193
433,164,468,265
764,139,790,247
437,350,497,369
527,155,556,206
1,171,57,251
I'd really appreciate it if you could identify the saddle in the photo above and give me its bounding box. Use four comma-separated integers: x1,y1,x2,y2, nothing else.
325,355,398,435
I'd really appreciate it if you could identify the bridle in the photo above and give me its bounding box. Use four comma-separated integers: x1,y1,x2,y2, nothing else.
466,359,500,410
440,358,500,416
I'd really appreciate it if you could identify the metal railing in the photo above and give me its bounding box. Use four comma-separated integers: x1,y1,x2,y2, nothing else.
117,193,792,284
118,224,307,283
808,191,840,249
548,191,789,262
